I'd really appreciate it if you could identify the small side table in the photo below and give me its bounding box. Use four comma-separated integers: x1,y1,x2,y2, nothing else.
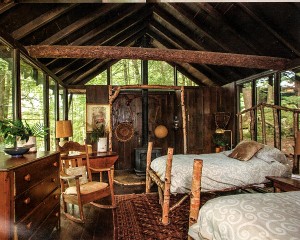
266,176,300,192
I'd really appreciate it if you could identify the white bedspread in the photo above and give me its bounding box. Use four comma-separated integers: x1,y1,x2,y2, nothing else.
150,150,289,193
188,191,300,240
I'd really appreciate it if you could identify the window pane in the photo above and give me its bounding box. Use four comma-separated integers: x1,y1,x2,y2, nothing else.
49,77,56,151
255,75,274,104
86,70,107,85
69,93,86,143
177,71,198,86
59,85,64,120
280,68,300,154
238,82,252,140
20,58,45,150
0,40,13,150
111,59,141,85
148,61,173,85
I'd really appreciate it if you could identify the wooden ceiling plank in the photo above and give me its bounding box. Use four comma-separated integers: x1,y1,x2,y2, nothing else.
238,3,300,56
0,3,16,14
45,4,150,68
58,11,150,81
39,4,122,45
195,2,263,55
25,45,290,70
149,23,229,84
11,4,77,40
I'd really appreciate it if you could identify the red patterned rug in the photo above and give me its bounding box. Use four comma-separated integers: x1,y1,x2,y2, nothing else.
113,192,216,240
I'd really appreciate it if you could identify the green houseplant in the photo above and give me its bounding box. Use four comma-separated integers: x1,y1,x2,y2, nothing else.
212,132,228,152
0,119,29,147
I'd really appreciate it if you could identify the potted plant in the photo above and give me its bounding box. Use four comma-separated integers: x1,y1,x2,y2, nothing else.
0,119,31,156
212,133,228,153
90,123,108,152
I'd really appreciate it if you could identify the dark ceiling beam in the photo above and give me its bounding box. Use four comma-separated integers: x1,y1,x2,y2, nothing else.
26,45,290,70
11,4,77,40
39,4,121,45
58,11,151,82
65,25,147,85
237,3,300,56
193,2,264,55
151,38,214,86
46,4,152,70
164,3,231,52
0,3,16,14
149,21,228,84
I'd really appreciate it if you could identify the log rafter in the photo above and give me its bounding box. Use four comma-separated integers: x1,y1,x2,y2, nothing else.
25,45,291,70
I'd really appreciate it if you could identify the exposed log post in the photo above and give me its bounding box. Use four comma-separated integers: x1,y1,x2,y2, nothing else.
260,104,266,145
250,110,255,140
25,45,290,70
181,86,187,154
238,114,243,142
162,147,174,225
273,108,280,149
146,142,153,194
188,159,203,236
108,85,113,152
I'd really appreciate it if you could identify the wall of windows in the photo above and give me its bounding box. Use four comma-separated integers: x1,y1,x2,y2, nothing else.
20,57,45,150
49,77,56,151
237,68,300,153
0,40,13,150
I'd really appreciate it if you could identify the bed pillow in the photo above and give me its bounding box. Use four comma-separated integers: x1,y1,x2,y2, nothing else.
228,140,263,161
255,145,288,164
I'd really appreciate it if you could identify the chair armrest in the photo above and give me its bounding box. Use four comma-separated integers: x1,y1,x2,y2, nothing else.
60,171,82,180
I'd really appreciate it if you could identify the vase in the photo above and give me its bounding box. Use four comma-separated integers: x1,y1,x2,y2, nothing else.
97,137,107,152
26,136,37,152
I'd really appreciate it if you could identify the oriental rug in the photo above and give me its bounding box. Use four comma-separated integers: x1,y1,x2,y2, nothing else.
113,192,216,240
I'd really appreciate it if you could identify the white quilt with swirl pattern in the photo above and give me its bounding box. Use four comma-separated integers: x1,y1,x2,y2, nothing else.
188,191,300,240
150,150,289,194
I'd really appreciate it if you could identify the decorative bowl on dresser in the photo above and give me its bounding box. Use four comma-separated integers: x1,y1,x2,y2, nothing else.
0,151,60,240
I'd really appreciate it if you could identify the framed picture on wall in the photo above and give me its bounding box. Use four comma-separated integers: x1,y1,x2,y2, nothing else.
86,104,110,132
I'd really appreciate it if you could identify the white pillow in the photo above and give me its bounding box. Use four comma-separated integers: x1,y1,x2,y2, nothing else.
255,145,287,164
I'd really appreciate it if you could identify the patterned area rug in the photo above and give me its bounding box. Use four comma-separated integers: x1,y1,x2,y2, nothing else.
113,192,216,240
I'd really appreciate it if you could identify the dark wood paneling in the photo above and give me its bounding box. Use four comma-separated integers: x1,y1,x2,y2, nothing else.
86,85,108,104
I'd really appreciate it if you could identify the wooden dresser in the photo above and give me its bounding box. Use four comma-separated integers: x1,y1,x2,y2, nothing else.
0,151,60,240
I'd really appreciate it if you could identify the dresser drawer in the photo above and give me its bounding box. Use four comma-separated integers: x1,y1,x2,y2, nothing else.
14,154,59,196
15,172,59,222
29,204,60,240
15,188,60,240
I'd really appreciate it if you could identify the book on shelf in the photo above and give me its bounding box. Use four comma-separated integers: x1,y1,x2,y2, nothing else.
291,174,300,179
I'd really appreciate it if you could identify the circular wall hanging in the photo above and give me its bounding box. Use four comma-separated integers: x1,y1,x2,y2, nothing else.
114,122,134,142
154,125,168,139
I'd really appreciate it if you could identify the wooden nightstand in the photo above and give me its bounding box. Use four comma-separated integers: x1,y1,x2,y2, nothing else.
266,176,300,192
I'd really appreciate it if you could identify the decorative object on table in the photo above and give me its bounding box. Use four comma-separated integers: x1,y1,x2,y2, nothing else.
212,132,228,152
55,120,73,150
0,119,47,157
173,116,180,130
86,104,110,132
90,123,108,152
114,122,134,142
154,124,168,139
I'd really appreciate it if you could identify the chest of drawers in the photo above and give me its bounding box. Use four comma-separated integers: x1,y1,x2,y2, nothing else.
0,151,60,240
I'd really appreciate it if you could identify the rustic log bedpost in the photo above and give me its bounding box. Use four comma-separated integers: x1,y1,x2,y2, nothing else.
260,104,266,145
146,142,153,193
181,86,187,154
188,159,203,240
162,147,174,225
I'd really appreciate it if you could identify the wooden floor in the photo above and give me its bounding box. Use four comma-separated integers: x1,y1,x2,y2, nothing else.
49,182,146,240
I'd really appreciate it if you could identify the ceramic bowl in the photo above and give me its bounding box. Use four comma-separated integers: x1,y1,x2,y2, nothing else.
4,147,30,157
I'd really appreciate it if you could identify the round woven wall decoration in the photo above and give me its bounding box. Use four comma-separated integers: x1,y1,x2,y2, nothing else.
114,123,134,142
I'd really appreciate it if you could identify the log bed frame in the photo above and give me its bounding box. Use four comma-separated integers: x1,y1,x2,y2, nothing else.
145,103,300,229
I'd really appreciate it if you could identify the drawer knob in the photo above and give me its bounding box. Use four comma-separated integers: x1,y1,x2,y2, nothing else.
54,194,59,199
52,178,56,182
53,162,58,167
24,174,31,182
26,222,32,230
24,197,31,205
55,212,59,217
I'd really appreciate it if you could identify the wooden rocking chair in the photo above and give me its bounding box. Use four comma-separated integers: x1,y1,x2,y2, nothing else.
59,141,116,223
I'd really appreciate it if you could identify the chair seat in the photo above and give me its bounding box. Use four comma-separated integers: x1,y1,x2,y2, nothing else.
65,181,108,195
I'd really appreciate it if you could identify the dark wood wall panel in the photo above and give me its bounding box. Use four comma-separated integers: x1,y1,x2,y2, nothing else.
86,85,233,170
